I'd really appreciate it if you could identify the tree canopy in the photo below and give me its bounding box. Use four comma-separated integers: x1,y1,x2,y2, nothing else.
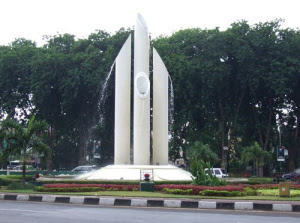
0,21,299,176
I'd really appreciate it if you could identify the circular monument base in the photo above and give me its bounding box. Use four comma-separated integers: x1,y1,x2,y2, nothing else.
76,165,192,181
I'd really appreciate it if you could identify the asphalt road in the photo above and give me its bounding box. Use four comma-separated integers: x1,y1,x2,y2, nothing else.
0,200,300,223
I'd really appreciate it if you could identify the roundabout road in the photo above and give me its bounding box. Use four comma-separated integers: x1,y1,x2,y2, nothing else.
1,200,300,223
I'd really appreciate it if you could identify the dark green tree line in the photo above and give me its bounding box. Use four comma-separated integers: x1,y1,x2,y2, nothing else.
0,21,299,176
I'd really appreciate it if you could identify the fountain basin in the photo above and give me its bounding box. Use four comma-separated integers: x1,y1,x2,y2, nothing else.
76,165,192,181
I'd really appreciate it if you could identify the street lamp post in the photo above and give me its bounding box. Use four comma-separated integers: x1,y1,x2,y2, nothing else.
223,146,228,173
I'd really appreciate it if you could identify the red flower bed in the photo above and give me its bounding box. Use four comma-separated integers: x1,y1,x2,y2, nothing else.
39,183,300,194
42,184,139,191
155,184,244,195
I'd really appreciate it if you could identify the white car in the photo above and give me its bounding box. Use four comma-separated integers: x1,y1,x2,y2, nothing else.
204,168,228,179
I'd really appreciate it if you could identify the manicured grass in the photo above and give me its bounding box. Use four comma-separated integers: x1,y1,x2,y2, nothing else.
258,188,300,197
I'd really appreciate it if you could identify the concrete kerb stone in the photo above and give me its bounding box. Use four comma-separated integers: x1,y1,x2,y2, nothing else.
273,204,292,212
1,193,300,213
16,195,29,201
70,196,84,204
198,201,216,209
234,202,253,210
42,195,56,203
131,198,147,207
164,200,181,208
99,198,115,206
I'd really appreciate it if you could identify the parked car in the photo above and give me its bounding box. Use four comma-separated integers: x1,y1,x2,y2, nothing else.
7,165,17,170
71,165,99,173
282,168,300,182
204,168,228,179
12,165,36,170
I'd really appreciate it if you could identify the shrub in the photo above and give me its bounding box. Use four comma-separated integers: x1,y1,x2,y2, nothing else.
243,187,257,196
38,180,141,185
7,182,35,190
190,159,227,186
36,186,105,192
0,175,36,186
247,178,273,185
36,183,140,192
162,188,193,195
200,190,242,197
36,180,192,185
156,184,244,195
132,187,139,191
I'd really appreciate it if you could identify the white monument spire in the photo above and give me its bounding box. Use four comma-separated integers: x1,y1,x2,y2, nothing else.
153,48,169,165
114,35,131,165
133,13,151,165
114,14,168,166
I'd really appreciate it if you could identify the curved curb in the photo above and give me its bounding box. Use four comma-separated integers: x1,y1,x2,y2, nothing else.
1,193,300,212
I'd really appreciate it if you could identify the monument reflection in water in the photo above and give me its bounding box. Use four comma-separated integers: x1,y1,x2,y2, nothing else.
79,14,192,181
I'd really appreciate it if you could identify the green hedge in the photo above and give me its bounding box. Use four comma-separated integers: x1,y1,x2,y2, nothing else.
162,188,193,195
7,182,36,190
198,187,257,197
247,178,273,185
36,186,105,192
199,190,243,197
0,175,34,186
36,180,192,185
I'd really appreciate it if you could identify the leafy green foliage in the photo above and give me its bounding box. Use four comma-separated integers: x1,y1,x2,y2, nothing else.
247,178,274,185
199,190,242,197
187,141,219,165
7,182,35,190
35,186,105,192
1,115,51,183
162,188,193,195
241,142,272,177
0,21,299,174
190,159,227,186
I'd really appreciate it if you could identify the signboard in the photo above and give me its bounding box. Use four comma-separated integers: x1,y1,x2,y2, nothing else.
277,146,285,162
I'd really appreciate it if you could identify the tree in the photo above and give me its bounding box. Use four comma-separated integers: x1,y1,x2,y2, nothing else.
0,39,37,119
241,142,271,177
1,116,51,184
187,141,218,165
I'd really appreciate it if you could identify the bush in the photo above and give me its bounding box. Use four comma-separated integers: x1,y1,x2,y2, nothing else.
0,178,20,186
7,182,35,190
0,175,35,186
36,186,105,192
36,183,140,192
156,184,244,195
243,187,257,196
38,180,141,185
200,190,242,197
36,180,192,185
247,178,273,185
162,188,193,195
189,160,227,186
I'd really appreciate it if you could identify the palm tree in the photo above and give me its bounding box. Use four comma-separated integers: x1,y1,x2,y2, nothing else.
1,115,51,184
187,141,219,165
241,142,271,177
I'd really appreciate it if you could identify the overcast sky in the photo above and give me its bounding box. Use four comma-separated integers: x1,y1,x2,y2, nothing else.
1,0,299,46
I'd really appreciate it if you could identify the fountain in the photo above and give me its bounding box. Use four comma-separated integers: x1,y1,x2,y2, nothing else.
78,14,192,181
